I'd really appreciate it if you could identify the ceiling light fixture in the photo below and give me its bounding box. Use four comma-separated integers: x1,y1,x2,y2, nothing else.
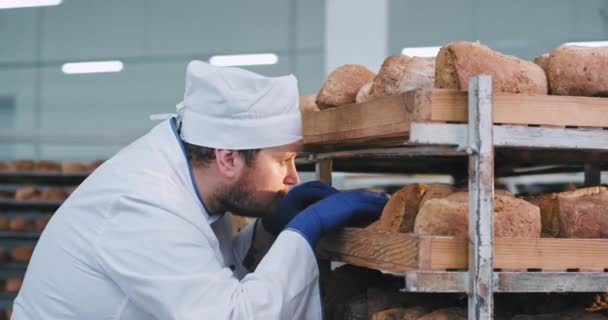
209,53,278,67
0,0,62,10
564,40,608,47
401,46,441,57
61,60,124,74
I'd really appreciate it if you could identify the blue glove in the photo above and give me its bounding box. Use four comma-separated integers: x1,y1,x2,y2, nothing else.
285,191,389,247
261,181,338,236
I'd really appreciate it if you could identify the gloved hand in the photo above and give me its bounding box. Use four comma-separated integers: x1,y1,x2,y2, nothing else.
261,181,338,236
285,191,389,247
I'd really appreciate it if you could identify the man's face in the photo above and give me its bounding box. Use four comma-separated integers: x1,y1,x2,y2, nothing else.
216,142,302,218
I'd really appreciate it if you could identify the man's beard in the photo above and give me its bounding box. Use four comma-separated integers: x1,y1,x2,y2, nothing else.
215,174,287,218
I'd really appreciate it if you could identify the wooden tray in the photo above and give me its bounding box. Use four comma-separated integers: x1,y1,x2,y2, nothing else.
317,228,608,273
302,90,608,147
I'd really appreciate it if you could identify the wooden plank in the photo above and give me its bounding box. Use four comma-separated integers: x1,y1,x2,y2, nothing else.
302,89,608,146
410,123,608,150
319,229,608,271
302,95,411,145
467,75,494,320
495,272,608,292
403,271,608,293
418,90,608,127
405,271,468,292
317,228,421,273
315,159,332,184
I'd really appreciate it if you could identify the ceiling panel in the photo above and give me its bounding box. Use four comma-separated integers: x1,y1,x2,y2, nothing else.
41,0,146,61
0,9,37,63
142,0,291,56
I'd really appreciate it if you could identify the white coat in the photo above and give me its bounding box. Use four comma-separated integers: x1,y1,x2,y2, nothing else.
12,118,322,319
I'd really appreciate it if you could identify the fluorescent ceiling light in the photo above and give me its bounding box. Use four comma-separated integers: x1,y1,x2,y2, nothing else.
0,0,62,9
401,46,441,57
564,40,608,47
209,53,278,67
61,60,124,74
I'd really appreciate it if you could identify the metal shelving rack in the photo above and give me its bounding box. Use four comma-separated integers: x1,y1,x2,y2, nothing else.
0,169,91,311
310,75,608,320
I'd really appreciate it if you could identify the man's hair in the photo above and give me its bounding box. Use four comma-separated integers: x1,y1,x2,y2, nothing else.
183,141,260,167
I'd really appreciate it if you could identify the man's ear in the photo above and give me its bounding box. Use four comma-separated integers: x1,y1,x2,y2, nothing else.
215,149,244,180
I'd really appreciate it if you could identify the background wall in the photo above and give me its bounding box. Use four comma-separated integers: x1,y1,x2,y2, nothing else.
0,0,606,161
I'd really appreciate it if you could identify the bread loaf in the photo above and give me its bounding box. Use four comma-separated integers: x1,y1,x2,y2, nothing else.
4,276,23,293
414,192,541,237
419,183,457,208
547,45,608,96
8,217,34,232
35,217,51,232
0,161,7,171
417,307,467,320
555,186,608,238
435,41,548,94
370,54,435,100
368,184,429,233
14,186,40,201
371,307,427,320
7,160,35,171
61,162,88,173
0,217,8,231
528,193,560,237
11,246,33,263
316,64,376,109
39,187,68,201
534,53,549,73
299,94,320,113
355,82,373,103
33,160,61,172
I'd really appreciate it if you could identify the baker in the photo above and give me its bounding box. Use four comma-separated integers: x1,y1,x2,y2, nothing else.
13,61,387,319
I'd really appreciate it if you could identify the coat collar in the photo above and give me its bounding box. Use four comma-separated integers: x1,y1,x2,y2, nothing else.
167,117,223,224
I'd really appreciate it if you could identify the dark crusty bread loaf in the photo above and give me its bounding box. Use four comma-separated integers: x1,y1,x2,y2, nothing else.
414,192,541,238
435,41,548,94
367,184,429,233
369,54,435,100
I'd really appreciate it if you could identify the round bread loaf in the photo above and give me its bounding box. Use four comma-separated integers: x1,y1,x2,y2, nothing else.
39,187,68,201
35,217,51,232
8,160,35,171
8,217,34,232
14,186,40,201
316,64,376,109
4,276,23,293
0,217,8,231
370,54,435,100
11,246,34,263
34,160,61,172
61,161,88,173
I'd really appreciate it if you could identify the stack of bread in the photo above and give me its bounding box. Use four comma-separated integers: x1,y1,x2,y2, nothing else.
367,183,541,238
300,40,608,112
0,160,104,173
14,186,68,201
367,183,607,239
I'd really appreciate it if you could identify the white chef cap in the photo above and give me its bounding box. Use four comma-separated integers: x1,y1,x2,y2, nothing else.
175,61,302,150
